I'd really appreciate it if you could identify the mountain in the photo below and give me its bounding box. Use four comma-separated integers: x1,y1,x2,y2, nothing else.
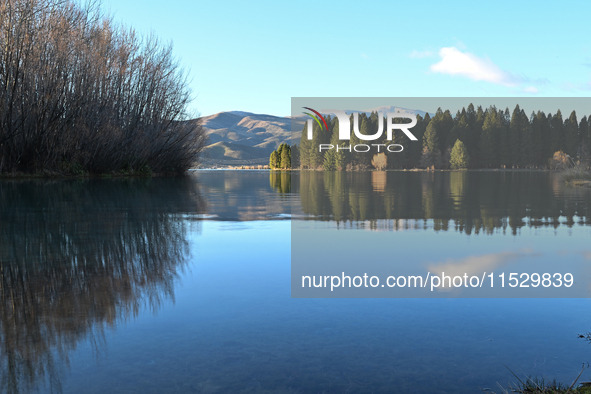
194,107,428,166
191,111,300,165
200,111,292,149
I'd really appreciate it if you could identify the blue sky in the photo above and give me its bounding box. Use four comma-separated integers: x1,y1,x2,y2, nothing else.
101,0,591,117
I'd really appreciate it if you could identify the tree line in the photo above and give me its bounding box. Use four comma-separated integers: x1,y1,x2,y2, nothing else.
0,0,206,175
293,104,591,170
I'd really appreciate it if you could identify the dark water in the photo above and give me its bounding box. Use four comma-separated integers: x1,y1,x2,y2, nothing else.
1,170,591,393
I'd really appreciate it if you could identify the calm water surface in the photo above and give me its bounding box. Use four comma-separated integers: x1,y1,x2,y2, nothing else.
1,170,591,393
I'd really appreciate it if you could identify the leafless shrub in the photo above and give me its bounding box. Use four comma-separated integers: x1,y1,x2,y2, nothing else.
0,0,206,174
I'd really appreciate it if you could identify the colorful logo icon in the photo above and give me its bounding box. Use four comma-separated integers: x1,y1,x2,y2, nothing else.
303,107,329,132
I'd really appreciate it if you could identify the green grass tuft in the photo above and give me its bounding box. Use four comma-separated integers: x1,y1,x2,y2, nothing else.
492,366,591,394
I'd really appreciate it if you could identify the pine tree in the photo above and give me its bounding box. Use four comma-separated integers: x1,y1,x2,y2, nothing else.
466,104,476,131
497,108,510,168
479,107,500,168
532,111,551,167
358,115,372,166
309,122,324,168
280,144,291,168
450,139,469,169
439,110,454,153
530,112,543,167
564,110,579,158
446,123,460,150
472,106,485,167
407,114,426,168
519,110,533,167
540,112,552,165
550,110,565,155
328,120,346,170
579,116,589,152
323,138,336,170
299,122,311,168
421,120,441,168
269,151,278,169
423,120,439,154
579,116,590,164
577,116,591,168
509,105,523,167
454,115,469,147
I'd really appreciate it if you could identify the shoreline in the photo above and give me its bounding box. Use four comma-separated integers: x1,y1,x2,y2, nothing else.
0,167,587,179
195,167,559,172
0,170,185,179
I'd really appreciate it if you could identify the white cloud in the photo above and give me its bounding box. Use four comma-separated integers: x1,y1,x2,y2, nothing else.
409,50,434,59
430,47,519,87
426,249,535,291
522,86,539,94
427,250,531,281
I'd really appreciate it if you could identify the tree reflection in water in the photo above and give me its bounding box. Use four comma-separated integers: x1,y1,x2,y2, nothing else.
296,171,591,234
0,177,205,394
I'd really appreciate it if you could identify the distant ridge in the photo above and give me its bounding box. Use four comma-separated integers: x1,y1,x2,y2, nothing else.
193,106,429,166
199,111,291,150
189,111,292,165
353,106,431,117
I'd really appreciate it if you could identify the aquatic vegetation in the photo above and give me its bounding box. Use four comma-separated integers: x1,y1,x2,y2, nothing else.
493,367,591,394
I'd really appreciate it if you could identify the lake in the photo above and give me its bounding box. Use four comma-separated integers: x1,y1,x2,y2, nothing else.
1,170,591,393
